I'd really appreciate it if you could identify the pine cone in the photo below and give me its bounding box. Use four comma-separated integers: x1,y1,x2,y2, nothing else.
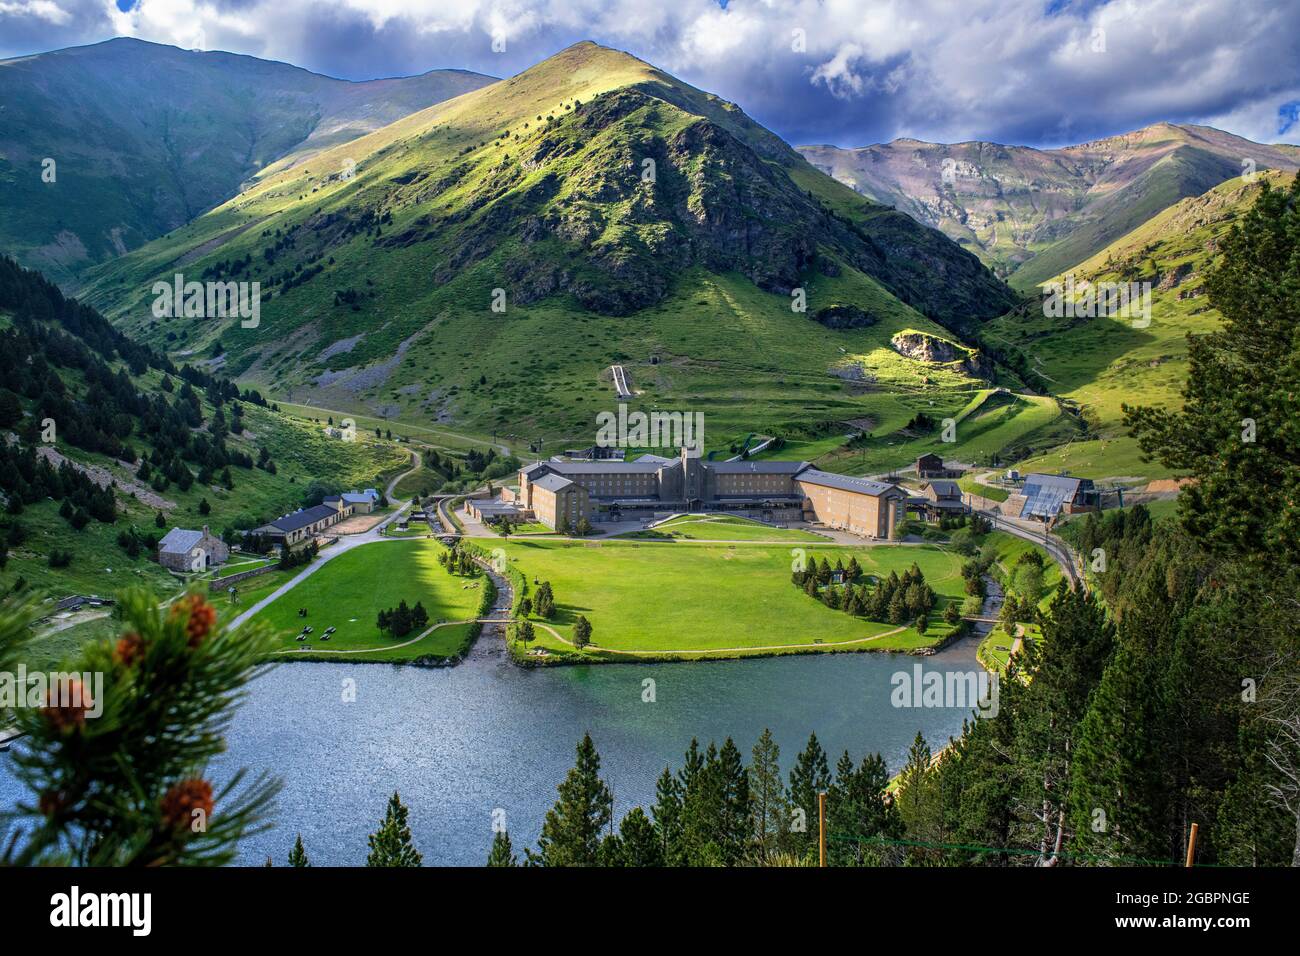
170,594,218,647
115,631,147,667
160,778,214,832
42,678,93,731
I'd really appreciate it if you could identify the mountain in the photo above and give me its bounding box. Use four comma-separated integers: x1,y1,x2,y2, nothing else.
978,169,1291,479
0,37,495,280
799,123,1299,290
77,42,1035,467
0,254,407,618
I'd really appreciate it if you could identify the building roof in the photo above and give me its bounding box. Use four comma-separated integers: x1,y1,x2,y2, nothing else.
924,479,962,498
916,453,945,464
1020,473,1090,519
475,499,522,515
266,504,340,533
158,528,205,554
706,459,810,474
341,492,376,504
538,460,666,475
633,453,673,463
531,473,576,493
521,462,551,479
797,469,900,497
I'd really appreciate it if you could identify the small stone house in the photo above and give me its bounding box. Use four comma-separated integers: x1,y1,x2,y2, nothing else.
158,526,229,572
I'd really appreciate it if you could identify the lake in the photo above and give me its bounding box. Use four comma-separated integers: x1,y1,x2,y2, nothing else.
0,629,992,866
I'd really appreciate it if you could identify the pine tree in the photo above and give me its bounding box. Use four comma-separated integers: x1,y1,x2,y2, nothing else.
788,733,830,856
288,834,310,867
651,767,685,866
366,792,423,867
486,829,517,867
1,589,278,867
533,733,612,866
615,807,663,866
573,614,592,648
749,728,790,863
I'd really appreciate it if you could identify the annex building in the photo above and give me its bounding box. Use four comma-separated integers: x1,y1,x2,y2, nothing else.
483,446,906,537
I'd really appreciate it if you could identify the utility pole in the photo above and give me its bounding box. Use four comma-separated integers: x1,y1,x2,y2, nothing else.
1185,822,1199,867
818,791,828,868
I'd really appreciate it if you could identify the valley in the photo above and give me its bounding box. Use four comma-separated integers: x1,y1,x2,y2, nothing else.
1,19,1294,877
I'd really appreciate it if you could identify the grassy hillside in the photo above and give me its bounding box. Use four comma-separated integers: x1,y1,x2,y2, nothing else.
981,170,1290,480
0,37,494,280
0,257,407,611
81,42,1021,464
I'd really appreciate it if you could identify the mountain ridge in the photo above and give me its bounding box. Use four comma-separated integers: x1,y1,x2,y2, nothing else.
0,37,497,279
79,41,1028,456
798,122,1298,289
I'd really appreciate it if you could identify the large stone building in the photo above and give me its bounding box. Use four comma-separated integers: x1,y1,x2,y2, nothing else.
506,446,905,537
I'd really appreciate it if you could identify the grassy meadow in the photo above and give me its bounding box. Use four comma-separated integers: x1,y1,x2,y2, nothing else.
499,538,970,661
250,539,484,662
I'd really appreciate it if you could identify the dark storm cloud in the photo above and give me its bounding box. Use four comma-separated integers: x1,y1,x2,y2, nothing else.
2,0,1298,148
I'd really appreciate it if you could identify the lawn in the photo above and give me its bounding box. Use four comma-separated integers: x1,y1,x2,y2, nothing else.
250,539,486,662
498,538,969,661
624,514,828,542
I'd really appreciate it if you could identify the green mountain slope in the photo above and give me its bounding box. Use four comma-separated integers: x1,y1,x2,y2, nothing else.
0,37,495,280
800,123,1298,290
980,169,1291,479
0,255,407,607
82,42,1025,462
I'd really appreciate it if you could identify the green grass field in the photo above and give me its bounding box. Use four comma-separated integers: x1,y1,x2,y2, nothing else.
624,514,827,542
250,539,485,662
499,538,969,661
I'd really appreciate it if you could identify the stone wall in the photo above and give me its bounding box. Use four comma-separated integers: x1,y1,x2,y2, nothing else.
208,563,277,592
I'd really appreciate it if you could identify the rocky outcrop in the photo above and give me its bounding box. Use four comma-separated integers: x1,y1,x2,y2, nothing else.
891,331,964,363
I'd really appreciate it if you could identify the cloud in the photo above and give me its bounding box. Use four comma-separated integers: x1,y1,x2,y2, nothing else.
1,0,1297,148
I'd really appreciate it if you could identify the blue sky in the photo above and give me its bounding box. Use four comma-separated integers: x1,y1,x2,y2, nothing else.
3,0,1299,149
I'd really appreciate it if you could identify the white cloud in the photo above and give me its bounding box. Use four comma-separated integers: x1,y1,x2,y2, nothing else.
2,0,1297,147
0,0,72,24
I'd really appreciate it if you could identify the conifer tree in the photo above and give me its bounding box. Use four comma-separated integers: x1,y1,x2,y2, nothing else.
749,728,790,863
1,589,278,867
533,733,612,866
288,834,310,867
573,614,592,648
788,733,830,855
615,807,663,866
486,829,517,867
651,767,685,866
366,792,423,867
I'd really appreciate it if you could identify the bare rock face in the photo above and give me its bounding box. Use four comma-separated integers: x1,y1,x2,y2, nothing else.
891,330,963,363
